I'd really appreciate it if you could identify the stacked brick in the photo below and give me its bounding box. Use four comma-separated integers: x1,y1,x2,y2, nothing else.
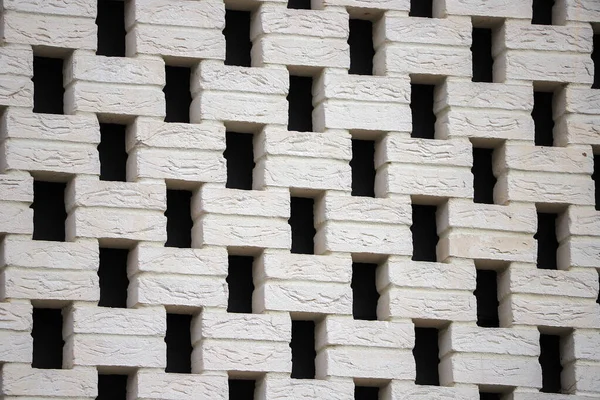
0,0,599,399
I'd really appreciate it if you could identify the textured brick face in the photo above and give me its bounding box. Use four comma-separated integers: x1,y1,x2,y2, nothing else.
0,0,600,399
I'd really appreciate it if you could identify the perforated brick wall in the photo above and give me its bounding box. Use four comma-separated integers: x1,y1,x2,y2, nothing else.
1,0,600,399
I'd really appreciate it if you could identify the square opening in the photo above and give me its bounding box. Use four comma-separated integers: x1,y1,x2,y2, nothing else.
539,333,563,393
227,255,254,314
291,320,316,379
411,83,436,139
349,19,374,76
480,393,502,400
97,374,128,400
533,91,555,146
228,379,256,400
288,0,311,10
164,66,192,123
32,181,67,242
289,196,316,255
475,269,499,328
224,10,252,67
535,212,558,270
33,56,64,115
96,0,126,57
352,262,379,321
32,308,64,369
99,123,128,182
288,75,314,132
225,132,255,190
98,248,129,308
409,0,433,17
351,139,376,197
414,326,440,386
532,0,554,25
165,313,193,374
355,386,379,400
165,189,193,248
471,27,494,83
411,204,438,262
472,147,496,204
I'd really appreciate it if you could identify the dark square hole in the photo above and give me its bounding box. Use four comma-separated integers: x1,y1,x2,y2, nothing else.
355,386,379,400
289,197,315,255
99,123,127,182
33,56,64,115
98,248,129,308
229,379,256,400
349,19,374,76
351,139,376,198
165,189,193,248
533,91,554,146
472,28,494,83
97,374,128,400
532,0,554,25
475,269,499,328
224,10,252,67
164,66,192,123
472,147,496,204
96,0,126,57
288,76,313,132
539,334,562,393
32,308,63,369
32,181,67,242
288,0,311,9
411,204,438,262
352,263,379,321
165,313,192,374
410,0,433,17
225,132,255,190
411,84,436,139
480,393,501,400
227,255,254,314
414,327,440,386
535,212,558,270
291,320,316,379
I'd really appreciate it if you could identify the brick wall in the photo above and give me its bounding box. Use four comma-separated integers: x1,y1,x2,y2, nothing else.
1,0,600,399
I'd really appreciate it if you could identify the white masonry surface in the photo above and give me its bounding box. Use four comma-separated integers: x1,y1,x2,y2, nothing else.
1,0,600,399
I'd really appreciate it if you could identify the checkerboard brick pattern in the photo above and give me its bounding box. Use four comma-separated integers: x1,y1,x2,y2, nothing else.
1,0,600,399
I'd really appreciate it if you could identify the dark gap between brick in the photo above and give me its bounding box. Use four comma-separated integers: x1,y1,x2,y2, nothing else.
96,0,126,57
411,84,436,139
535,212,558,270
33,56,64,115
349,19,374,76
227,255,254,313
291,320,316,379
98,248,129,308
288,76,314,132
99,123,128,182
352,263,379,321
475,269,500,328
164,66,192,123
289,197,316,254
165,313,193,373
165,189,193,248
224,10,252,67
411,204,438,262
32,181,67,242
32,308,63,369
414,327,440,386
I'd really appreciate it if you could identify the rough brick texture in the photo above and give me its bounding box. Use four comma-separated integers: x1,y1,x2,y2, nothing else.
1,0,600,399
